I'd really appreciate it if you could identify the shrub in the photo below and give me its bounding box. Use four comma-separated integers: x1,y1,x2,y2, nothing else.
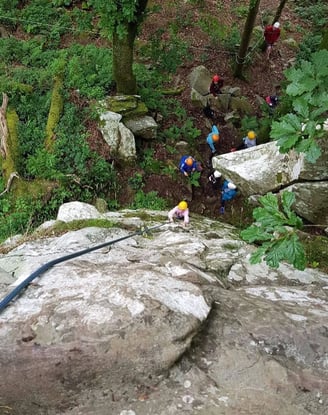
130,190,167,210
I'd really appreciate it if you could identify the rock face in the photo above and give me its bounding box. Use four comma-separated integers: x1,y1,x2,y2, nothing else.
212,140,328,225
0,202,327,414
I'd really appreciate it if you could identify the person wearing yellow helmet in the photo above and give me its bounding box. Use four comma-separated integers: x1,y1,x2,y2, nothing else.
232,131,257,152
206,124,220,155
168,201,189,226
243,131,257,148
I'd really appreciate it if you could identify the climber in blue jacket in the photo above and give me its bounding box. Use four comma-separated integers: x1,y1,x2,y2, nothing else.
206,125,220,154
220,180,238,214
179,155,199,177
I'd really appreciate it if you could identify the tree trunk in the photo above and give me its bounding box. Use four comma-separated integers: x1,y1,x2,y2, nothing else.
113,22,138,95
272,0,288,25
112,0,148,95
234,0,261,79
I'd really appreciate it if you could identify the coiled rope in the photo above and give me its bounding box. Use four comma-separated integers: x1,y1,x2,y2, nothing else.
0,223,166,313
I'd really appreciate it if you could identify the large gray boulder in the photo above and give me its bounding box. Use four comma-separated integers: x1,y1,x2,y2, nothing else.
282,182,328,225
212,140,328,225
99,110,136,161
0,202,327,414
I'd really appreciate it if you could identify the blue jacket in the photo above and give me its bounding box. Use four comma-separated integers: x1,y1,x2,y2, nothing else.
221,180,237,201
179,155,197,175
206,125,220,153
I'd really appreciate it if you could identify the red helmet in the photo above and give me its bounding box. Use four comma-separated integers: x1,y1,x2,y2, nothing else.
213,75,220,82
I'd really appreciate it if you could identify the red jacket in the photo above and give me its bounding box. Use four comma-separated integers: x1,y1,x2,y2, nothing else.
264,25,280,45
209,77,224,96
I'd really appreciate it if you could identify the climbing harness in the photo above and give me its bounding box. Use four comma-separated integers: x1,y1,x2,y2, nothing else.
0,222,166,313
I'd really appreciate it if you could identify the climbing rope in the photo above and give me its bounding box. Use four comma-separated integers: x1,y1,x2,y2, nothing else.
0,222,166,313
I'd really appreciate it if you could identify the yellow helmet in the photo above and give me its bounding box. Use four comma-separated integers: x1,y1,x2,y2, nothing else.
178,201,188,210
212,134,219,141
247,131,256,140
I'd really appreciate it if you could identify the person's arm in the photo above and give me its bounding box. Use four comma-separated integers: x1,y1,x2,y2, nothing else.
179,163,188,176
183,209,189,225
212,125,219,135
168,207,178,222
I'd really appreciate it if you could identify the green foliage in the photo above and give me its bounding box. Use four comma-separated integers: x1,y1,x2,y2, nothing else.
240,116,258,135
297,34,322,62
161,118,201,145
139,28,191,74
140,148,163,174
89,0,147,39
294,0,328,29
128,173,144,190
233,5,249,18
270,50,328,163
130,190,167,210
241,192,306,270
26,149,59,179
20,0,72,47
222,24,241,53
65,44,113,99
198,15,228,48
188,171,201,187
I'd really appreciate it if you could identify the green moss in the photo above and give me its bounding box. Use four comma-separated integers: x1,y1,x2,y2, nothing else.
105,95,148,119
45,75,64,151
123,210,166,222
49,218,116,233
301,234,328,272
276,172,283,184
230,96,254,115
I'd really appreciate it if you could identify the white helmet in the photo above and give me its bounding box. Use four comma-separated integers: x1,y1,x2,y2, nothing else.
273,22,280,28
227,182,236,190
214,171,221,178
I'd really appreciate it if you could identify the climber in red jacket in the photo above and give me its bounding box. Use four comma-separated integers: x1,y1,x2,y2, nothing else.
264,22,281,60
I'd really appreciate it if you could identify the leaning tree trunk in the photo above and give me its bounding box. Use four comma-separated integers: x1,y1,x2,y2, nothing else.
113,22,138,95
272,0,288,26
234,0,261,79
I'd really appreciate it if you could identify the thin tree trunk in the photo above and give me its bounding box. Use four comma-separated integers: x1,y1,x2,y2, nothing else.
260,0,288,51
272,0,288,25
234,0,261,79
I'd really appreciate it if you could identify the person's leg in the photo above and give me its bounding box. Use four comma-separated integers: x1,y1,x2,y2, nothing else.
219,198,225,214
266,44,272,60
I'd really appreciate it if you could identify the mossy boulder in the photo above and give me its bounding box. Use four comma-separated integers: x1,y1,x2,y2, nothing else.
104,95,148,120
230,96,254,116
